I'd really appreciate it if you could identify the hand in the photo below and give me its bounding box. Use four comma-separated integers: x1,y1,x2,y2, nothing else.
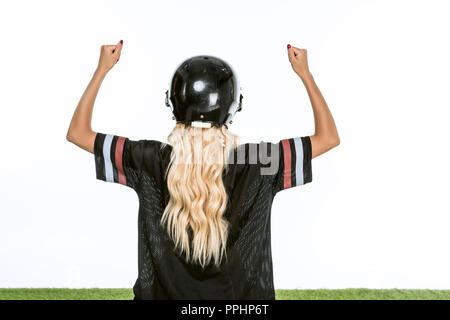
287,44,311,79
97,40,123,73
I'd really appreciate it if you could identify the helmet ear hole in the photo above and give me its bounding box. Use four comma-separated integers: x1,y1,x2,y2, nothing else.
165,90,170,107
237,94,243,112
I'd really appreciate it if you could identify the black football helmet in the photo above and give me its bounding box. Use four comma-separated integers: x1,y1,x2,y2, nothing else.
165,55,243,128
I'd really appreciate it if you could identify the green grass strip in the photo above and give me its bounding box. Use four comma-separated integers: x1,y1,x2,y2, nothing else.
0,288,449,300
275,289,450,300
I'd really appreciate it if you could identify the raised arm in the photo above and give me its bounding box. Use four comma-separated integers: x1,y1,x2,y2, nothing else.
287,44,340,159
66,40,123,153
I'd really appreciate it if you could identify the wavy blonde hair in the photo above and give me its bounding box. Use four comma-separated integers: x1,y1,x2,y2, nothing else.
160,122,240,268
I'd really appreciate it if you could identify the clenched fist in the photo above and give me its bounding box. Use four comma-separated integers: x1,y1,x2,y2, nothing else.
97,40,123,73
287,45,311,79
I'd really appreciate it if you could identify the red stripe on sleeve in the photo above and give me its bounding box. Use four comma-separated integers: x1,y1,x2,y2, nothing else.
116,136,127,185
281,139,292,189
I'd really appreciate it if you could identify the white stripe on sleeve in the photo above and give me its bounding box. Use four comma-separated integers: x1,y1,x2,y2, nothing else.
293,137,304,186
103,134,114,183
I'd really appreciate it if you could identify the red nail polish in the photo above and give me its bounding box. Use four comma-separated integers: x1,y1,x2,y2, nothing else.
120,40,123,45
287,44,291,49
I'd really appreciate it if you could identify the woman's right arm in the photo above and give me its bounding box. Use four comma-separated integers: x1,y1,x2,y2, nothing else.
287,45,340,159
66,41,123,154
66,67,105,154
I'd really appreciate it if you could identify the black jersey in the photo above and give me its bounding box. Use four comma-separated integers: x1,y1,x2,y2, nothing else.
93,132,312,300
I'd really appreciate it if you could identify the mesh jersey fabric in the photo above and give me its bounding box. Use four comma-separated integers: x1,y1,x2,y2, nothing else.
93,132,312,300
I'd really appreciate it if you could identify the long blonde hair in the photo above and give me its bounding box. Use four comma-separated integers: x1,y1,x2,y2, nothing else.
160,123,240,268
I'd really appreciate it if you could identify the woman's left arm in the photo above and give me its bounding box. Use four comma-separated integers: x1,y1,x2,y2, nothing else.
66,40,123,153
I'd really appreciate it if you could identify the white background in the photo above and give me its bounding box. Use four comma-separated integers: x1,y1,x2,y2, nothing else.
1,0,449,289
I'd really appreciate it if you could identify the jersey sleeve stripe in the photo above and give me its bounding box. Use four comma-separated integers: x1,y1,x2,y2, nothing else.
301,136,312,183
288,138,297,188
281,139,292,189
94,132,133,186
110,135,119,183
293,137,304,185
103,134,115,183
115,136,127,185
94,132,106,181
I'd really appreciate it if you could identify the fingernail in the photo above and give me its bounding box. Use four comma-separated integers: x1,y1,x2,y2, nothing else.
120,40,123,45
287,44,291,49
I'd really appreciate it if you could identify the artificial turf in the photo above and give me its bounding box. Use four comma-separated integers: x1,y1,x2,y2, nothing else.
0,289,449,300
